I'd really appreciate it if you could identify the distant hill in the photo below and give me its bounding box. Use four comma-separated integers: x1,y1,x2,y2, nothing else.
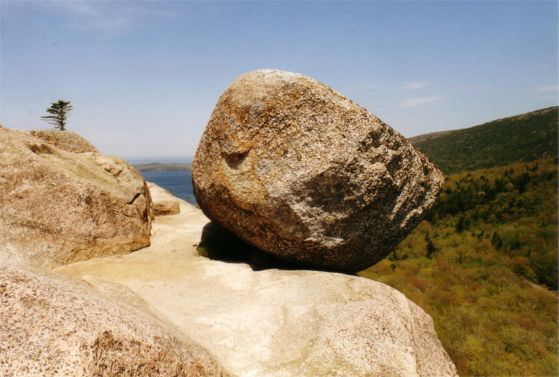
410,106,558,174
133,162,191,172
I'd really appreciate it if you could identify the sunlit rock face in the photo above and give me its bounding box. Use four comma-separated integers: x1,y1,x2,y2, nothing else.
148,182,181,216
56,194,459,377
29,129,99,153
192,69,444,272
0,262,230,377
0,127,153,268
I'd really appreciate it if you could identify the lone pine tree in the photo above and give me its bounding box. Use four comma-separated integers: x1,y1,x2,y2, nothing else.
41,100,72,131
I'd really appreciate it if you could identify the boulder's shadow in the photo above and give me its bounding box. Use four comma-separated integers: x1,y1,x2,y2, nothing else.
196,221,305,271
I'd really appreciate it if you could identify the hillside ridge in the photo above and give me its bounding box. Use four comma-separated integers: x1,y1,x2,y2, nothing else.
409,106,558,174
409,106,557,144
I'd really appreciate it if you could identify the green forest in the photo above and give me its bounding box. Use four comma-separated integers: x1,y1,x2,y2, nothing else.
411,106,558,174
360,158,558,376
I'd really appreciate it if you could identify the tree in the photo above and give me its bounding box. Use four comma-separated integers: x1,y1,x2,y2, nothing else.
456,215,467,233
491,231,503,250
425,234,437,259
41,100,72,131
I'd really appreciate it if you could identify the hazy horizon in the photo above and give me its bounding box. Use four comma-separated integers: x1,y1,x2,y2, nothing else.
1,1,557,160
128,156,192,164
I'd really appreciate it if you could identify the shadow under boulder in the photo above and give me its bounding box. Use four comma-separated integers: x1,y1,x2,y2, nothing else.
197,222,316,272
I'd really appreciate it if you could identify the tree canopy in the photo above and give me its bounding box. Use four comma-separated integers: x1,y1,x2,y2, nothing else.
41,100,72,131
360,159,558,376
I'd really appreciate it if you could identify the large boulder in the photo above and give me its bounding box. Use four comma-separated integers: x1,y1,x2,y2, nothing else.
192,70,444,272
0,261,229,376
0,127,152,268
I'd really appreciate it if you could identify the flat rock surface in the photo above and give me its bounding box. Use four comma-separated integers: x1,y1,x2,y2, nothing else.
192,69,444,272
0,261,229,377
57,185,458,377
0,127,152,268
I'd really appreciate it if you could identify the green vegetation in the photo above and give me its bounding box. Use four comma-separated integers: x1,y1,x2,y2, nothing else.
133,162,191,172
410,106,558,174
41,100,73,131
360,159,558,376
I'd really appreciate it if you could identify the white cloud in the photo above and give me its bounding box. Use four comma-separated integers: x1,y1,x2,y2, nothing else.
451,85,491,92
398,96,442,109
533,84,559,92
40,0,173,35
403,81,431,91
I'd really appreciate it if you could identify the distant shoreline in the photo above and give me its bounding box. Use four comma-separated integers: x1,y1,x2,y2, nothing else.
133,162,191,172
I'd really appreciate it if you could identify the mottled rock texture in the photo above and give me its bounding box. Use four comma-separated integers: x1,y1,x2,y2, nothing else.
57,197,458,377
30,129,98,153
192,70,444,272
0,127,152,268
0,262,229,377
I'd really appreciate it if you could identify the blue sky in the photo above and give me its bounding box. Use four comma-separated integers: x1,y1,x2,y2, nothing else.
1,1,557,160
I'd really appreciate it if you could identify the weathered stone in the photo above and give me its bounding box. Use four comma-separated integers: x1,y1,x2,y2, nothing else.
0,261,229,377
57,199,458,377
148,182,181,216
153,200,181,216
192,70,444,272
29,129,98,153
0,127,152,268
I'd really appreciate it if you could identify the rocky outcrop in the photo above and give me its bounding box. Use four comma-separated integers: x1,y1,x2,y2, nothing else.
192,69,444,272
153,200,181,216
29,129,98,153
148,182,181,216
57,193,458,377
0,127,152,268
0,261,229,377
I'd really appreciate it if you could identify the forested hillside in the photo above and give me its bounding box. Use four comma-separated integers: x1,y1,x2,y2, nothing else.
360,159,558,376
410,106,558,174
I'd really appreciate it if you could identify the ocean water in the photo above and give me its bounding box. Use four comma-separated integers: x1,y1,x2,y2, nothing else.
142,170,196,204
